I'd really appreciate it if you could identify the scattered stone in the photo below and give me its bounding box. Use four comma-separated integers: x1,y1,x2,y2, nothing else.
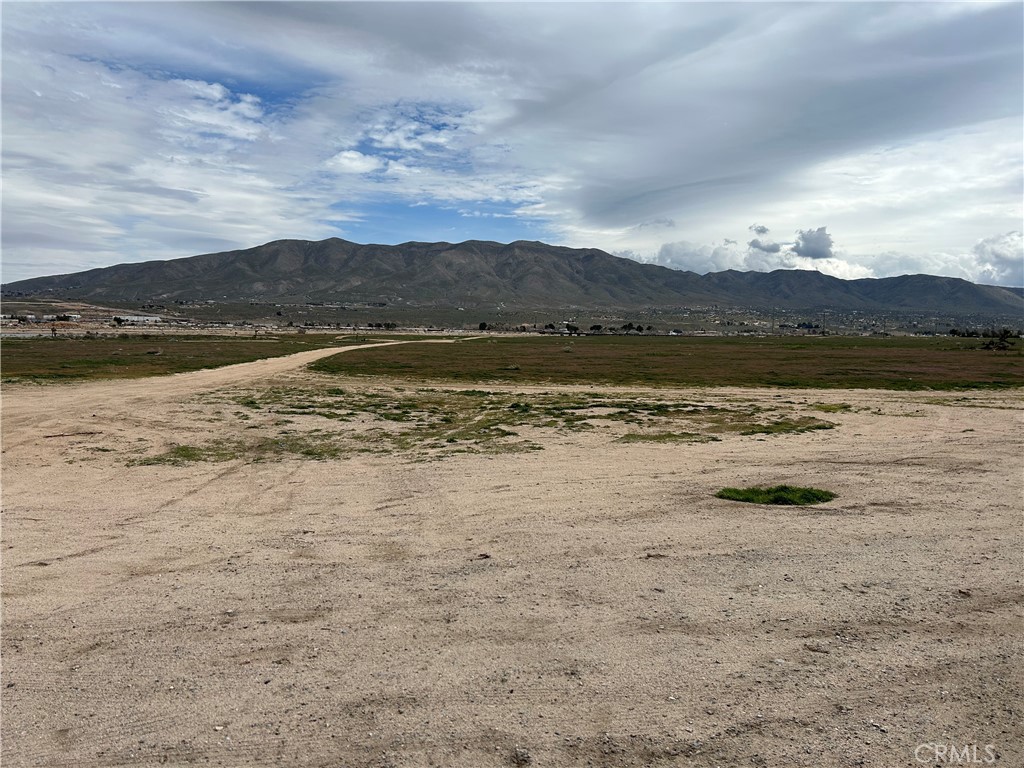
511,746,532,765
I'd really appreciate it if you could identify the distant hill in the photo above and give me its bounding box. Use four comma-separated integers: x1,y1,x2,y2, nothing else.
3,238,1022,315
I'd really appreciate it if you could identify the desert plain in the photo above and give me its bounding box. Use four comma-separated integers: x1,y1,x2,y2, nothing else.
2,339,1021,767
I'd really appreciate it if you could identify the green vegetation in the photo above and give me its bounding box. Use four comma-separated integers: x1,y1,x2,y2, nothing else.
131,385,832,465
132,443,240,466
131,434,356,466
0,334,376,382
740,417,835,435
810,402,854,413
715,485,837,505
310,335,1022,390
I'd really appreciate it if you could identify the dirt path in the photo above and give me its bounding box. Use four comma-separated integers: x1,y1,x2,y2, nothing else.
2,344,1021,767
0,340,445,447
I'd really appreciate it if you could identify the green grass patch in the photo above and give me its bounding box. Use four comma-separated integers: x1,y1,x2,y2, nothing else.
810,402,854,413
132,443,240,466
715,485,837,505
740,417,835,435
132,434,358,466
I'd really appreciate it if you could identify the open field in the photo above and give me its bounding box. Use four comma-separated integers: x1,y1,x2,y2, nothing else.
0,334,408,383
311,334,1023,390
2,340,1022,767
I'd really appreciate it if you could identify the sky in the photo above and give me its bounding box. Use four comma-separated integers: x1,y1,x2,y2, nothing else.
2,1,1022,286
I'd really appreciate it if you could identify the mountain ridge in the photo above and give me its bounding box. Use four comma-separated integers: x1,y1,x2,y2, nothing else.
3,237,1021,315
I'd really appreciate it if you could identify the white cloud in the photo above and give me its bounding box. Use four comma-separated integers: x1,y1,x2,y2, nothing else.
326,150,384,175
654,241,746,273
970,231,1023,286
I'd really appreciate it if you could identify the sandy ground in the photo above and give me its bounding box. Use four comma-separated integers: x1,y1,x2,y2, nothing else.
2,342,1021,767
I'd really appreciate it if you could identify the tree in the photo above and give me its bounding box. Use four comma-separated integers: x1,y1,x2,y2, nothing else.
590,324,603,332
565,324,579,334
479,322,489,331
981,328,1017,351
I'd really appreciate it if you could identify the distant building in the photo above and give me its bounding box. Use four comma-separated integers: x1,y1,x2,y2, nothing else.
114,315,162,324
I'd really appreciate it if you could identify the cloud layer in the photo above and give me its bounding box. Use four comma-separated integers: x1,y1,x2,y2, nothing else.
2,2,1021,285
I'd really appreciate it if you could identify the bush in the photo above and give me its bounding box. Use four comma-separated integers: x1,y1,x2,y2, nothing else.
715,485,836,505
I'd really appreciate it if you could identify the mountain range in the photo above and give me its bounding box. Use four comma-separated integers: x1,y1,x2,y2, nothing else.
3,238,1021,315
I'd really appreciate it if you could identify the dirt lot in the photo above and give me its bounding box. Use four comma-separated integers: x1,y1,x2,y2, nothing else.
2,342,1021,767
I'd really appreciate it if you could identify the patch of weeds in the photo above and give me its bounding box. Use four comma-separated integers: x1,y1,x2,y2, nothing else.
250,435,350,460
132,434,356,466
132,443,239,466
616,432,720,444
810,403,853,413
200,383,848,463
716,485,837,505
740,417,835,435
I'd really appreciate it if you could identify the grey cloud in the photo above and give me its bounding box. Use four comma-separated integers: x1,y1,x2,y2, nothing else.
531,3,1022,229
635,218,677,230
748,224,770,236
972,231,1023,286
748,238,781,254
791,227,835,260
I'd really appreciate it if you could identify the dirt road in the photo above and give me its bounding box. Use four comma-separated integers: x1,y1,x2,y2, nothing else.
3,343,1021,767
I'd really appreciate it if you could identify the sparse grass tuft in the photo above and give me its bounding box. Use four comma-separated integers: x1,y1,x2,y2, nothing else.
810,403,854,413
616,432,720,444
132,443,239,466
715,485,837,505
741,417,835,435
